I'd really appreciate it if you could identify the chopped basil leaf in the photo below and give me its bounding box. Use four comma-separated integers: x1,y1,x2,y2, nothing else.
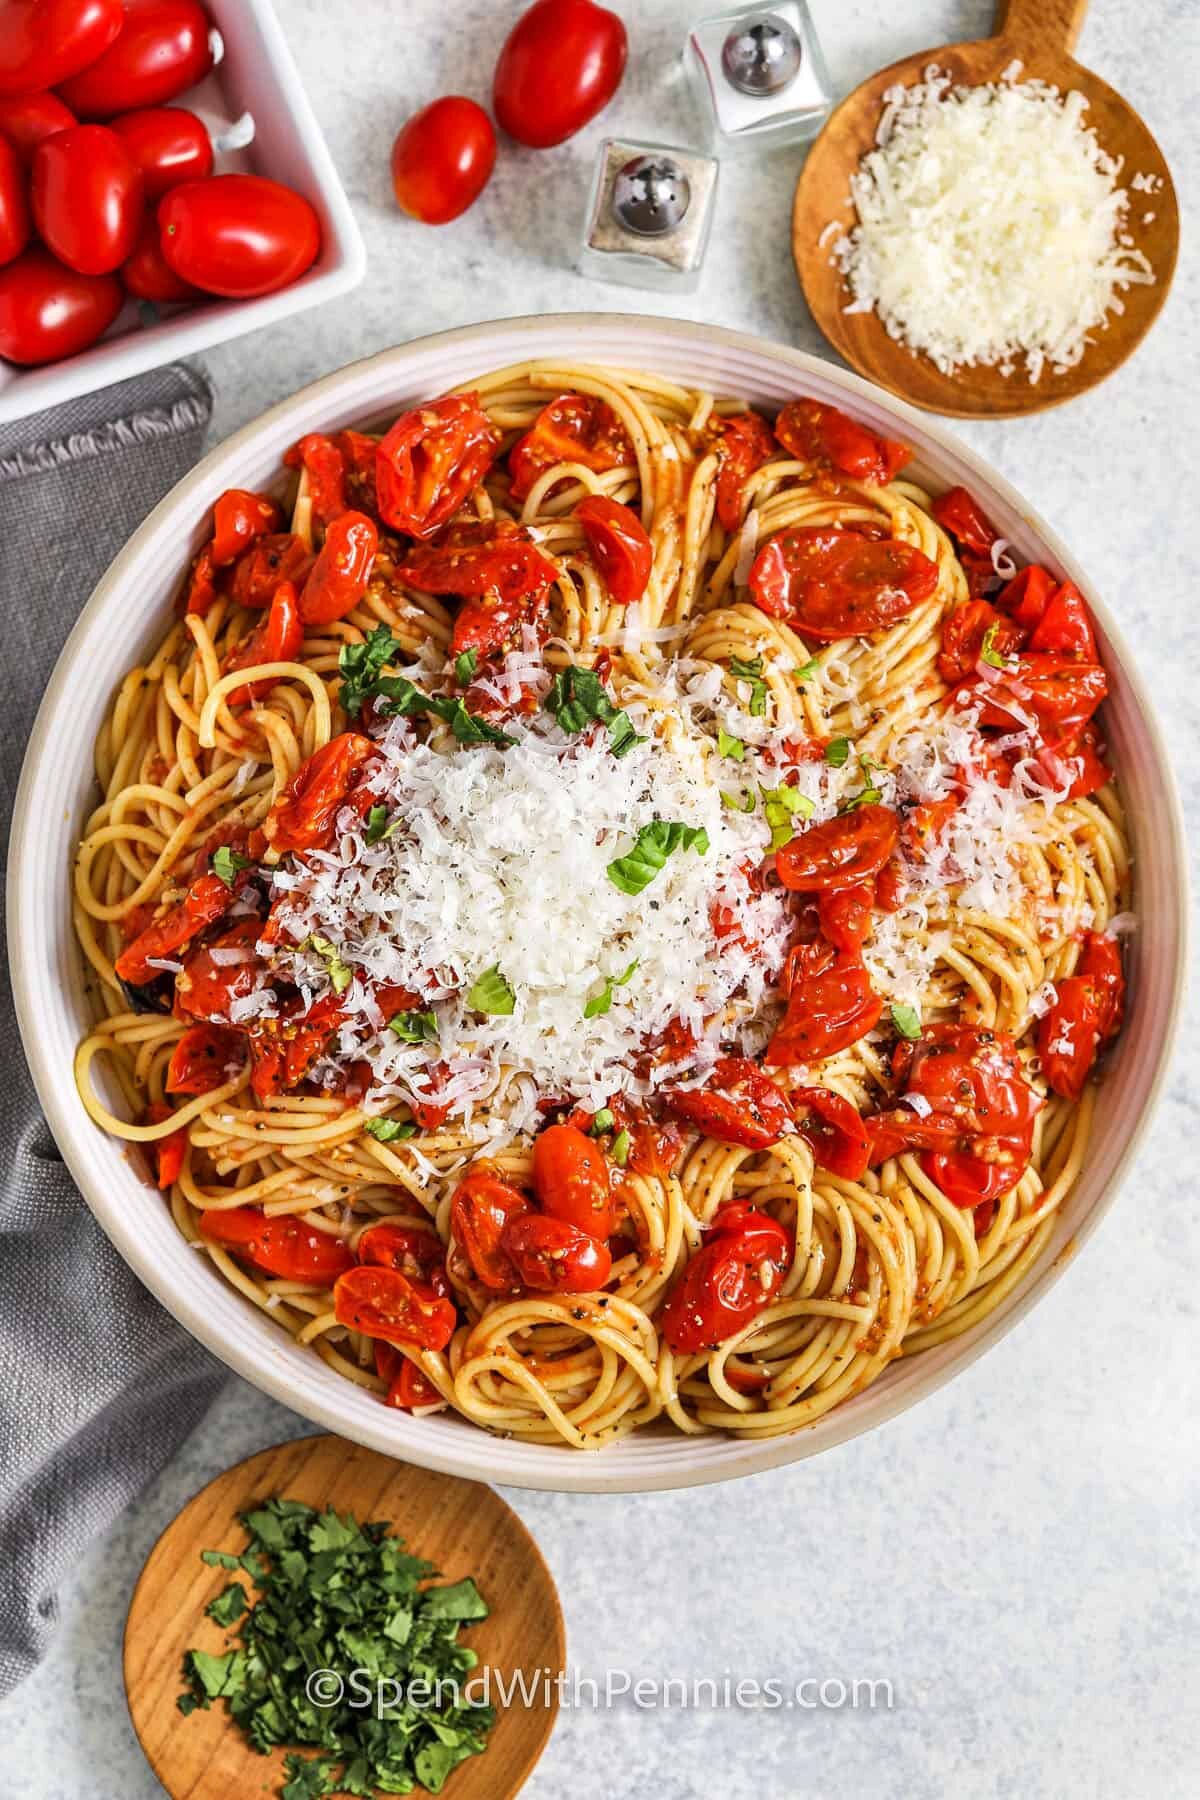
307,935,352,995
980,621,1009,669
611,1128,631,1167
729,653,767,717
337,623,404,715
721,789,756,813
363,804,393,845
824,737,850,767
455,647,478,685
840,757,885,813
349,649,515,748
717,727,745,762
590,1107,615,1136
891,1003,922,1040
428,695,515,748
607,821,709,896
762,783,814,849
543,664,643,758
606,710,643,758
389,1010,439,1044
210,846,251,889
364,1117,417,1142
583,959,638,1019
793,656,820,684
466,965,515,1015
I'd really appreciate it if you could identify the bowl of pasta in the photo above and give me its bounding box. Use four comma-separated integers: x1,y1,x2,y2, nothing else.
10,314,1184,1492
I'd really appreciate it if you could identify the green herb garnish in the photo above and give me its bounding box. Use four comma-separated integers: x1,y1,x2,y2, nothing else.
466,966,515,1015
211,846,251,889
717,727,745,762
729,653,767,717
543,664,643,758
824,737,850,767
721,789,756,813
840,756,884,813
338,623,403,716
762,783,815,850
607,821,709,896
890,1003,922,1040
389,1010,439,1044
455,647,478,686
338,631,513,746
364,1117,418,1143
611,1129,631,1167
590,1107,615,1136
583,959,638,1019
307,935,352,995
793,656,820,685
980,622,1009,670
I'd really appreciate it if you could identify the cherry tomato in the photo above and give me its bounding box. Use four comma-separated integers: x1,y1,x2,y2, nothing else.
180,543,215,614
710,410,776,532
398,519,557,602
931,485,998,555
1038,931,1124,1102
159,174,321,299
1036,719,1111,800
165,1020,245,1093
954,653,1108,738
263,732,374,856
174,919,263,1024
0,90,76,159
285,429,379,526
775,804,898,893
901,794,960,861
774,398,910,487
764,942,882,1066
661,1204,791,1353
336,1264,457,1350
121,212,199,299
493,0,627,149
114,867,232,984
224,577,304,706
110,105,210,197
228,531,312,610
996,563,1055,631
507,392,631,501
376,1342,443,1410
0,247,122,365
937,598,1023,686
0,135,31,266
210,487,282,568
750,526,939,641
533,1122,614,1239
247,992,346,1099
357,1223,450,1298
145,1100,186,1187
817,879,875,952
1027,579,1097,661
300,510,378,626
200,1206,355,1284
576,494,652,605
0,0,121,96
791,1086,870,1180
376,392,501,539
32,124,144,274
663,1056,792,1150
57,0,213,116
450,1166,531,1290
391,95,495,225
500,1212,613,1292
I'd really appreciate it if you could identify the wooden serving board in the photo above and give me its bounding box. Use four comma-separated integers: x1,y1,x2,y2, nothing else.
124,1435,565,1800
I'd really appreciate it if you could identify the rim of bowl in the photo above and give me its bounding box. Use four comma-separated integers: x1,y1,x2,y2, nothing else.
8,313,1188,1493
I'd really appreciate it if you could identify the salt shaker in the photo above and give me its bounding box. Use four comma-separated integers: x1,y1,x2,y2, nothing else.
685,3,833,152
580,138,720,293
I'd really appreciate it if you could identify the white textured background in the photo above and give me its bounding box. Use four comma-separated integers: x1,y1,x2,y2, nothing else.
5,2,1199,1796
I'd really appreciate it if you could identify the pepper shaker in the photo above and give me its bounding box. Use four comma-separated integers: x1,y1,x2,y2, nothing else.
580,138,720,292
685,3,833,152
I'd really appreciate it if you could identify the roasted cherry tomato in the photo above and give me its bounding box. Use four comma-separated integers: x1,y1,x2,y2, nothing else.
1036,719,1111,800
499,1212,613,1292
450,1166,531,1290
200,1206,355,1284
0,89,76,158
507,392,631,502
174,918,263,1024
750,526,939,641
1027,579,1097,662
285,429,379,527
247,992,346,1099
764,942,882,1066
229,530,312,610
663,1056,792,1150
165,1021,245,1094
576,493,652,605
57,0,213,115
493,0,627,149
921,1143,1027,1207
145,1100,186,1187
224,577,304,706
376,1342,443,1410
159,174,321,299
931,485,998,555
376,391,501,539
775,804,898,893
710,410,776,532
1038,931,1124,1102
0,0,121,96
996,563,1055,631
300,510,378,626
954,653,1108,738
774,398,910,487
791,1086,870,1180
357,1223,450,1299
114,867,233,984
211,487,282,568
0,135,30,266
391,95,495,225
263,732,374,856
901,794,960,861
661,1203,791,1354
398,519,557,601
336,1266,457,1349
817,879,875,952
110,105,210,197
120,212,199,299
533,1122,614,1239
31,123,143,274
937,598,1023,686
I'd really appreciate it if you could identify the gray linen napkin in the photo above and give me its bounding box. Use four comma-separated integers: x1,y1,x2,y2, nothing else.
0,364,229,1699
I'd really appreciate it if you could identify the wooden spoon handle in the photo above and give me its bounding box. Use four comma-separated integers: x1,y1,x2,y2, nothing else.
996,0,1088,53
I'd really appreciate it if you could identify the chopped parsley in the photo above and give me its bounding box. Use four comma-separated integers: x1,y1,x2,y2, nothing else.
338,629,513,747
455,647,478,686
389,1009,439,1044
891,1003,922,1040
717,727,745,762
466,965,515,1015
543,664,643,758
210,846,251,889
824,737,850,767
177,1496,494,1799
607,821,709,896
761,783,815,850
364,1117,418,1143
729,653,767,717
307,935,352,995
583,959,638,1019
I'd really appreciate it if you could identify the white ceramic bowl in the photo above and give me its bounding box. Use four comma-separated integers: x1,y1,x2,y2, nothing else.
8,316,1186,1492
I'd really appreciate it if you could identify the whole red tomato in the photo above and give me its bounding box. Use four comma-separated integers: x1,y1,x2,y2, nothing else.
0,136,31,266
121,213,199,299
56,0,214,117
0,0,122,96
391,96,496,226
32,124,144,274
111,105,211,197
0,245,122,363
494,0,627,149
159,174,321,298
0,91,77,160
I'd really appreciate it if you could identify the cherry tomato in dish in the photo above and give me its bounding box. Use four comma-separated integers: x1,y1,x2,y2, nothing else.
764,941,882,1066
576,493,652,605
661,1204,790,1354
0,90,76,159
211,487,282,568
1037,930,1124,1102
1036,719,1111,800
922,1143,1028,1207
114,867,232,984
180,544,215,614
229,531,312,610
224,577,304,707
357,1223,450,1298
937,598,1023,686
398,519,557,602
996,563,1055,631
165,1020,245,1093
775,803,898,894
663,1056,792,1150
120,212,199,299
493,0,627,149
791,1086,871,1180
0,136,31,266
376,392,501,539
159,174,321,299
201,1206,355,1284
875,856,906,913
710,410,776,532
450,583,550,663
285,429,379,527
247,992,346,1099
507,392,631,502
900,794,960,861
57,0,214,116
32,124,144,274
390,96,495,226
376,1342,443,1410
0,0,122,96
954,653,1107,738
263,732,374,856
300,509,378,626
0,245,122,365
450,1167,531,1290
931,485,998,555
1027,579,1097,662
817,878,875,952
145,1100,186,1187
750,526,939,641
533,1122,614,1239
774,398,910,488
110,105,210,197
500,1212,612,1292
174,919,263,1024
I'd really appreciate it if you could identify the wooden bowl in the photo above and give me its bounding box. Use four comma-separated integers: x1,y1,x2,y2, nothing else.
792,0,1179,417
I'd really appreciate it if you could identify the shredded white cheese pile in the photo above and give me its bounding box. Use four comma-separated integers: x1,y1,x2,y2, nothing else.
828,64,1155,381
